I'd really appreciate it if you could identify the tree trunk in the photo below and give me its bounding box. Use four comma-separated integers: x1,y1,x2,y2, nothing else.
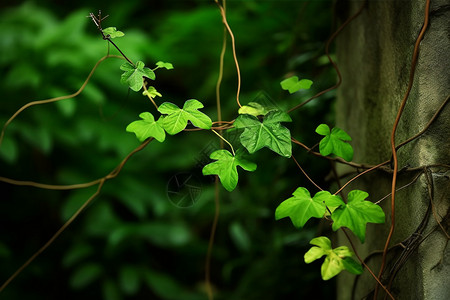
335,0,449,299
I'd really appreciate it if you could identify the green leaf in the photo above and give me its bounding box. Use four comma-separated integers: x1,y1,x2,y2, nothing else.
342,257,364,275
316,124,354,162
304,237,362,280
331,190,385,243
102,27,125,38
119,265,140,295
202,149,257,192
275,189,340,228
156,61,174,70
238,102,270,117
143,86,162,98
234,111,292,157
280,76,313,94
126,112,165,142
69,262,103,289
158,99,212,135
102,279,123,300
120,61,155,92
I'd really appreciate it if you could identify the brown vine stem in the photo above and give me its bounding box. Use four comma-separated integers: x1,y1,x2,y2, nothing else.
0,138,153,293
395,95,449,151
0,55,123,148
291,137,390,172
342,228,395,300
334,161,390,196
375,0,431,298
214,0,242,108
142,81,159,110
205,3,228,299
287,0,367,113
0,180,105,293
291,154,323,191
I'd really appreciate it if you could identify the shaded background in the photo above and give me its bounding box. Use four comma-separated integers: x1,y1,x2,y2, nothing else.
0,0,339,299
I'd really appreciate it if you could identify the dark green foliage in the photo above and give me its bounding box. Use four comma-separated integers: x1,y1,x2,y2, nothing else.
0,1,338,299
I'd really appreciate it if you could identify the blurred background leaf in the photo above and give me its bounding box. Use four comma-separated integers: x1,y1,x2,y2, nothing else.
0,0,338,299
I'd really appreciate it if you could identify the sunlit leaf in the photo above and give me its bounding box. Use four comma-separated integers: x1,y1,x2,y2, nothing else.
234,110,292,157
276,188,340,228
202,149,257,192
280,76,313,94
158,99,212,135
156,61,174,70
120,61,155,92
304,236,363,280
102,27,125,38
143,86,162,98
316,124,353,161
331,190,385,243
238,102,270,117
126,112,165,142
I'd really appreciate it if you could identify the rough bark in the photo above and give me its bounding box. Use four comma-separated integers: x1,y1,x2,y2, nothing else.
335,0,449,299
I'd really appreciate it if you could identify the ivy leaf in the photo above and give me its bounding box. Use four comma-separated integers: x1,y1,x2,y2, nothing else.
238,102,270,117
120,61,155,92
304,236,363,280
126,112,165,142
143,86,162,98
156,61,174,70
202,149,257,192
315,124,353,162
331,190,385,243
234,111,292,157
102,27,124,38
275,189,340,228
158,99,212,135
280,76,313,94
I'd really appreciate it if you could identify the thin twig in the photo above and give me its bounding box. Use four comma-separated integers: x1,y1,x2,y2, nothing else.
376,1,431,298
288,0,367,113
214,0,242,108
0,138,153,292
0,55,122,148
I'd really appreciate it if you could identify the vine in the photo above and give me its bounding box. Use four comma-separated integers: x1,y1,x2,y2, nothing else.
0,1,448,299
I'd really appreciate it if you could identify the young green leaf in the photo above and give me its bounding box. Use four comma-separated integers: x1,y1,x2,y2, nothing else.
143,86,162,98
238,102,270,117
304,236,363,280
156,61,174,70
126,112,165,142
315,124,353,162
234,111,292,157
120,61,155,92
102,27,124,38
202,149,257,192
275,189,340,228
158,99,212,135
280,76,313,94
331,190,385,243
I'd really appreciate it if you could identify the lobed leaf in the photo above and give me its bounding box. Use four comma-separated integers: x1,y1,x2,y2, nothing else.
280,76,313,94
143,86,162,98
304,236,363,280
275,189,341,228
234,111,292,157
156,61,174,70
316,124,354,162
238,102,271,117
331,190,385,243
158,99,212,135
120,61,155,92
102,27,125,38
126,112,165,142
202,149,257,192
